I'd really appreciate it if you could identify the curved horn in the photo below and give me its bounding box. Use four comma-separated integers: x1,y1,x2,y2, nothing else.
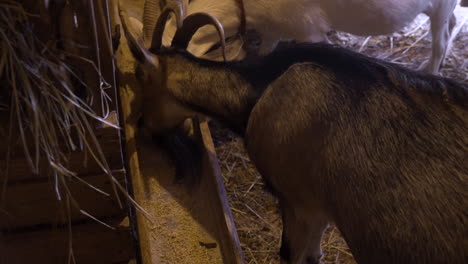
150,0,184,53
171,12,227,61
118,1,147,63
142,0,160,48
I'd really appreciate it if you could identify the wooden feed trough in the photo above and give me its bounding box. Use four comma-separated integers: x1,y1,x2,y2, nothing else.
0,0,244,263
115,0,244,262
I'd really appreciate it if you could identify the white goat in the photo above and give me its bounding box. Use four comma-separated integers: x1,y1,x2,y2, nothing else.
162,0,459,74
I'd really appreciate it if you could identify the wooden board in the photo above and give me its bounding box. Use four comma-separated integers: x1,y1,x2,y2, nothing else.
198,121,244,264
0,127,123,183
0,221,134,264
1,150,123,184
0,172,127,230
0,124,122,159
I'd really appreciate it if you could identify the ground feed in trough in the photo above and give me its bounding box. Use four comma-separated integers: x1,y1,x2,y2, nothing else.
134,137,224,264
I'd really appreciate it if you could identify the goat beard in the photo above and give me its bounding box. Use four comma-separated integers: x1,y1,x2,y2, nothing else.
151,118,204,185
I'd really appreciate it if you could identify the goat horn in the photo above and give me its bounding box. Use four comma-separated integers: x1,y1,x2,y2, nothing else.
142,0,160,47
118,1,146,60
171,12,227,61
150,0,184,53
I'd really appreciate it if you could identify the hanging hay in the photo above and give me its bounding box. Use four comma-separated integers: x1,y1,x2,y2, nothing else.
214,7,468,264
0,1,134,223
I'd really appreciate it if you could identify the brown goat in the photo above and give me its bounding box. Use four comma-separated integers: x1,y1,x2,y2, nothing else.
119,2,468,263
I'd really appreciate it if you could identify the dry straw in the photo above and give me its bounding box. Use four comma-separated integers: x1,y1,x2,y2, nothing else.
0,1,149,227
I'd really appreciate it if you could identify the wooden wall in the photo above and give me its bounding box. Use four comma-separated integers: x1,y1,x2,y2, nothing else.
0,1,135,263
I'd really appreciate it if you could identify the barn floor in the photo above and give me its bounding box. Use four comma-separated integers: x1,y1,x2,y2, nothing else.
214,6,468,264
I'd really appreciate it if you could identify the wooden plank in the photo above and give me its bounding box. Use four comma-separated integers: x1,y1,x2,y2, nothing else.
112,1,154,262
0,126,121,159
0,127,123,183
0,221,134,264
0,172,127,230
0,151,123,184
198,121,245,264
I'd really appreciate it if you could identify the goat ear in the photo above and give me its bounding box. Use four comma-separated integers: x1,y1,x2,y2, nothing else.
118,2,158,66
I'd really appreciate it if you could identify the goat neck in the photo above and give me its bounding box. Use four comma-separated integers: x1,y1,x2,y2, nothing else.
160,51,259,134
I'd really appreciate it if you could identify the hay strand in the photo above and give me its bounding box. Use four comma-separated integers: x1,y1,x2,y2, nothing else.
0,1,150,225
